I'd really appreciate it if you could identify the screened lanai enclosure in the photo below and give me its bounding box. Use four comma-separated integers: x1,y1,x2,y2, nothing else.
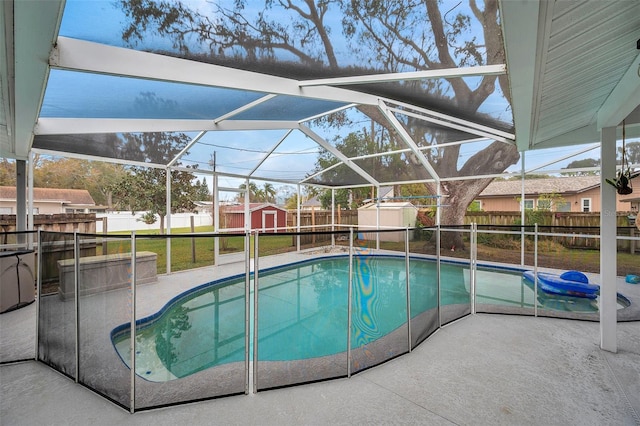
1,0,640,413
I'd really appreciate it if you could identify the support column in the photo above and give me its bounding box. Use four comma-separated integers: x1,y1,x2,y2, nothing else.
331,188,335,247
600,127,617,353
213,173,219,261
521,151,526,265
16,160,27,233
244,179,250,231
296,184,301,251
435,183,441,226
28,152,35,231
166,168,172,274
376,185,380,250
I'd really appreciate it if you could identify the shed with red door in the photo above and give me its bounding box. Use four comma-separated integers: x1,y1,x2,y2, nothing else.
221,203,288,232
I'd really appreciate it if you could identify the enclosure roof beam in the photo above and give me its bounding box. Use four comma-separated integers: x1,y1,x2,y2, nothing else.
388,107,511,143
299,64,506,87
389,100,515,141
378,100,440,184
30,148,168,170
167,131,207,167
299,162,343,184
34,118,301,135
51,37,379,106
248,130,294,176
525,142,599,174
171,167,300,186
213,94,277,124
298,124,380,187
299,103,357,123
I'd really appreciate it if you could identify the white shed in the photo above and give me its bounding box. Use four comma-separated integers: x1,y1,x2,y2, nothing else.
357,202,418,242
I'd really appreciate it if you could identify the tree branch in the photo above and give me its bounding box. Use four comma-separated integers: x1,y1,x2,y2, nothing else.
424,0,472,103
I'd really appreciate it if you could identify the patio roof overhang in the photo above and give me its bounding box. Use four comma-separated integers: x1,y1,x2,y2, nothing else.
501,0,640,151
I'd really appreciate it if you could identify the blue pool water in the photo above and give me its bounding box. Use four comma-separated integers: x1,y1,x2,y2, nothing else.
111,255,623,382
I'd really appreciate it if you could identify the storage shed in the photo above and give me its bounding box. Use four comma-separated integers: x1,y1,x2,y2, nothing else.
221,203,287,232
357,202,418,242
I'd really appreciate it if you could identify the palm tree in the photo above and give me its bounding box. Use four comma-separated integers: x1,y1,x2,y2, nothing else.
263,183,276,204
238,182,260,202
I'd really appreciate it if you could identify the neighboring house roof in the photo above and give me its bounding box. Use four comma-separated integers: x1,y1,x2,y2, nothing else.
363,186,394,203
301,196,321,208
0,186,95,205
379,186,394,199
222,203,287,213
478,176,602,198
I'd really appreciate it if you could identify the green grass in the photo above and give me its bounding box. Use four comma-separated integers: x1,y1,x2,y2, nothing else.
103,227,638,276
104,226,299,274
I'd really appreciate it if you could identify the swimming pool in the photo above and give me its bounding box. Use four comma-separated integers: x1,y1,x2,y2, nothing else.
112,255,628,382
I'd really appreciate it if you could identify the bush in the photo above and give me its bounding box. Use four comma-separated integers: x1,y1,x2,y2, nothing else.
416,209,435,227
138,211,157,225
415,210,435,240
477,233,520,250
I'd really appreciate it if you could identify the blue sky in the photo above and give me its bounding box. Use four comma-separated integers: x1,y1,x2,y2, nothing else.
52,1,639,198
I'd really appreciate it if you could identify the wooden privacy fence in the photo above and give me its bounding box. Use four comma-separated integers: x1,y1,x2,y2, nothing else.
463,211,635,227
464,211,637,252
286,210,358,229
286,209,357,246
1,214,98,284
0,213,97,234
286,210,637,252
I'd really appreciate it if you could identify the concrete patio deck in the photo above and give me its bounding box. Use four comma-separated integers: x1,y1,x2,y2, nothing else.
1,314,638,425
1,252,639,425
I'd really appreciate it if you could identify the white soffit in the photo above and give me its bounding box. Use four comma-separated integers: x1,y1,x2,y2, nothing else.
0,2,12,157
504,0,640,151
500,0,540,152
8,0,64,159
598,51,640,129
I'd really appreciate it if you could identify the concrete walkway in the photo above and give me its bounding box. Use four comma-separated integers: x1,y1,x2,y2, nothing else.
2,314,639,425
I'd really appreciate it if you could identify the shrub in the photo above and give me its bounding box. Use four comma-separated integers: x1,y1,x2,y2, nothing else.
138,211,157,225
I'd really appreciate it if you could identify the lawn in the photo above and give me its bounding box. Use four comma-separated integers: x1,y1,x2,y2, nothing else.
104,227,638,276
104,226,302,274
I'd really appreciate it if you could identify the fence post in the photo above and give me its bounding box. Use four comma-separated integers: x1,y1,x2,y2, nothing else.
190,216,196,263
437,225,441,328
102,217,108,255
534,224,538,318
244,231,251,395
130,231,137,413
405,227,411,352
252,230,259,394
35,229,41,361
311,206,316,244
471,223,477,315
347,227,353,377
74,231,80,383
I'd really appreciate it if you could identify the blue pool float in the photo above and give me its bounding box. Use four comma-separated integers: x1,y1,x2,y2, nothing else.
626,275,640,284
522,270,600,299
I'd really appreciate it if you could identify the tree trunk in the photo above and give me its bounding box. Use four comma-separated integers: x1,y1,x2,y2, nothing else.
159,214,165,235
437,180,487,251
432,142,521,251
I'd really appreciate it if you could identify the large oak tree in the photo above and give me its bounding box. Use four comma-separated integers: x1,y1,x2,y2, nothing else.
120,0,520,248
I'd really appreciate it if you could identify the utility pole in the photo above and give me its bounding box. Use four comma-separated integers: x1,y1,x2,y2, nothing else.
214,151,218,220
